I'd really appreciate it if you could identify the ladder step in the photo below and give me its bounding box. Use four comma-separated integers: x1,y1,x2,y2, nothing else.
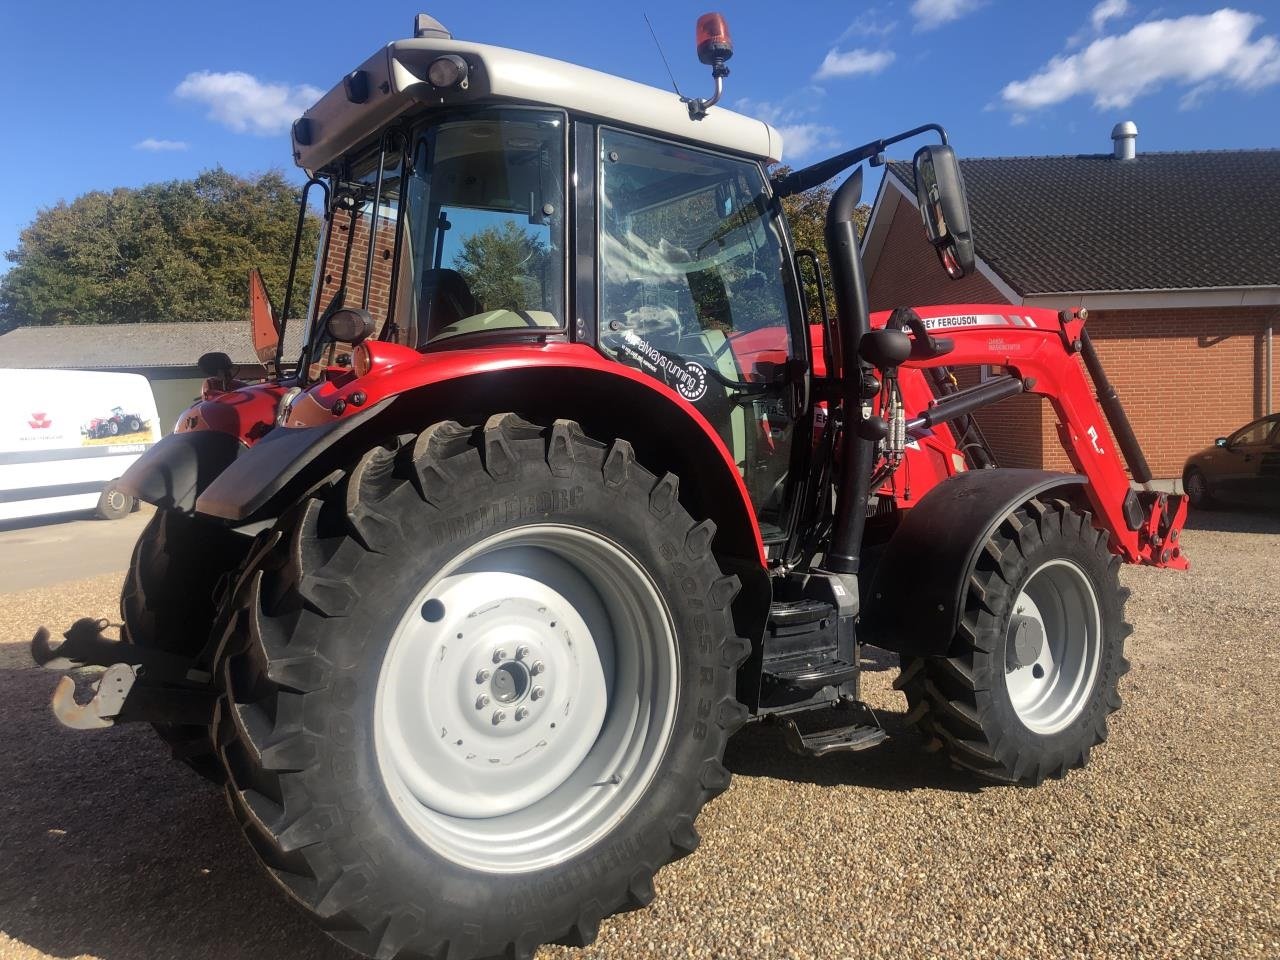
781,719,888,757
763,657,859,691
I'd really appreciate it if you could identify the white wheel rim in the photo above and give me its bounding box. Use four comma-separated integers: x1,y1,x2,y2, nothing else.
1004,559,1102,735
374,524,678,873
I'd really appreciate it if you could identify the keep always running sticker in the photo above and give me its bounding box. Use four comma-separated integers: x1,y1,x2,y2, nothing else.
611,330,709,402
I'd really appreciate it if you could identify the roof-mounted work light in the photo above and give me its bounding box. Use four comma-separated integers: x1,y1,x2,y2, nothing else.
428,54,469,89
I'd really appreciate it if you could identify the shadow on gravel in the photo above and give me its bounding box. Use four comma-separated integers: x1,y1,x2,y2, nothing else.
724,645,983,793
0,667,354,960
1182,506,1280,534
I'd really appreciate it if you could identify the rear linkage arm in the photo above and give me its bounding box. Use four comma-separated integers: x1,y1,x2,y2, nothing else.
30,618,215,731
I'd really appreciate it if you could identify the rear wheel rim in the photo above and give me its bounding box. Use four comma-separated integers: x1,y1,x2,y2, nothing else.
1004,559,1102,735
105,489,127,513
375,524,678,874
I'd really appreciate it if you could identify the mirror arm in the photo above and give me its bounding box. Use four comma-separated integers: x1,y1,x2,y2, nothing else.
773,123,949,198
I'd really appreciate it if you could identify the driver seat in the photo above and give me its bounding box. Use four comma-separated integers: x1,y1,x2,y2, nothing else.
421,269,483,340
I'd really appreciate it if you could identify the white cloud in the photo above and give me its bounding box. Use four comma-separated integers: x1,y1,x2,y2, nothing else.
776,123,841,157
134,138,189,152
814,48,896,79
735,94,839,159
175,71,323,136
840,10,898,41
1001,8,1280,111
911,0,985,30
1090,0,1131,32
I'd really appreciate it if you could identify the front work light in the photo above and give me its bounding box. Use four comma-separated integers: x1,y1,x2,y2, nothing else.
428,54,469,89
326,307,376,345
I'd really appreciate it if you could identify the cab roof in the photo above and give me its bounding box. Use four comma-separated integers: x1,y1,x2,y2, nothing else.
292,36,784,174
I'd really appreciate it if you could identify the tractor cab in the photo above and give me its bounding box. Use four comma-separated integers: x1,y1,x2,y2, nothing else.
269,23,807,540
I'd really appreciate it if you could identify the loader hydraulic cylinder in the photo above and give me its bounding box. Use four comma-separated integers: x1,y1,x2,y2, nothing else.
1077,327,1153,485
906,374,1024,431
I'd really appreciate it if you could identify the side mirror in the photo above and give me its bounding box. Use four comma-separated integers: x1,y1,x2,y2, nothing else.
1215,437,1228,448
249,268,281,366
913,144,975,280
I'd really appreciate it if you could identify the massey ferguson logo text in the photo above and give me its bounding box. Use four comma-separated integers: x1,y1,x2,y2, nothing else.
621,331,709,402
28,412,52,429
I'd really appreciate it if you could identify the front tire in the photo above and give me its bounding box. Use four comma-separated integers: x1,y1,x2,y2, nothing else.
214,415,750,960
896,498,1130,785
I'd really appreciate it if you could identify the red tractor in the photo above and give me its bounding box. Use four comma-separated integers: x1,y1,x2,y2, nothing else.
33,13,1187,960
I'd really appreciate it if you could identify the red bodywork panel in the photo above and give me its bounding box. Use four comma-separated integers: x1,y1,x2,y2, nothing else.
179,339,767,565
869,304,1187,569
175,302,1184,571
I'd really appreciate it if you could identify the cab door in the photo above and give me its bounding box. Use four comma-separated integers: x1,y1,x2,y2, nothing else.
594,127,807,541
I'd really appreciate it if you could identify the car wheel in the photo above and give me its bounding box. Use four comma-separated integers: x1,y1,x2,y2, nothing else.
1183,467,1213,509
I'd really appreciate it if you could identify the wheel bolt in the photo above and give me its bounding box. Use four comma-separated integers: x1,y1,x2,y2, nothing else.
493,649,508,663
475,694,489,709
515,645,530,660
531,660,545,676
491,710,506,725
515,707,529,721
531,686,545,701
475,669,490,684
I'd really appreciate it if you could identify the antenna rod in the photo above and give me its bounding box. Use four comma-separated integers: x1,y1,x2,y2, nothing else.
644,13,684,98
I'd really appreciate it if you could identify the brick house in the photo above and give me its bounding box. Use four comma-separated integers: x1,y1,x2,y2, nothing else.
860,127,1280,481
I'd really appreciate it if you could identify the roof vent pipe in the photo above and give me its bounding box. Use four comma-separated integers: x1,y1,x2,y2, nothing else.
1111,120,1138,161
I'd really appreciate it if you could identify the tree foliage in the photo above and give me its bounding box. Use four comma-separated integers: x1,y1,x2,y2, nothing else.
452,220,551,312
0,167,319,331
775,166,871,323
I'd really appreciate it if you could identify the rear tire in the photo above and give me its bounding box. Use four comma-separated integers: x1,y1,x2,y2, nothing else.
121,508,249,781
213,415,751,960
895,498,1130,785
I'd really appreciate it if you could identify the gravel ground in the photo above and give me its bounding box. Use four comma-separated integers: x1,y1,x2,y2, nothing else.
0,509,1276,960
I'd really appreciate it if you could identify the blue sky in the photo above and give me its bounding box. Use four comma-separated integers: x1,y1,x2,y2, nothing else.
2,0,1279,271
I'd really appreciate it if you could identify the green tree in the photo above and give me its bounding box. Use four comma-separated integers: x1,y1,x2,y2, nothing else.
452,221,549,312
774,166,870,323
0,167,319,331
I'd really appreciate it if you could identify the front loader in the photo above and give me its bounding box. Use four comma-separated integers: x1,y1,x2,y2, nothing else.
30,12,1186,960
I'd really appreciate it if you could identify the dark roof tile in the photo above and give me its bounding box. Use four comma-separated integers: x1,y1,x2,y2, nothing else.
886,149,1280,294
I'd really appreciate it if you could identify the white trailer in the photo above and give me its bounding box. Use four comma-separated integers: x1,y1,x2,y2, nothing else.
0,369,160,522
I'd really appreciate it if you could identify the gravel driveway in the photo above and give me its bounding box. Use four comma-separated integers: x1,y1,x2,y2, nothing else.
0,510,1276,959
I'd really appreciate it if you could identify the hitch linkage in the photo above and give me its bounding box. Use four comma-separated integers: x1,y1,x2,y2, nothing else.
31,618,216,731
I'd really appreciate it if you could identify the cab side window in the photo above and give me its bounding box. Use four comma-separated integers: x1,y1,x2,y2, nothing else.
597,127,800,527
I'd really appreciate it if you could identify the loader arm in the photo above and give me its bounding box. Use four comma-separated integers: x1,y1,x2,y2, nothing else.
877,304,1188,569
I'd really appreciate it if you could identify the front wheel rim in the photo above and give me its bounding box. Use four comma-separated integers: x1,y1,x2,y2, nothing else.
375,524,678,874
1004,559,1102,735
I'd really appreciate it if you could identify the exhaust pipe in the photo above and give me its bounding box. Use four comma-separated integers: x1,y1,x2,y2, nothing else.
822,167,873,576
